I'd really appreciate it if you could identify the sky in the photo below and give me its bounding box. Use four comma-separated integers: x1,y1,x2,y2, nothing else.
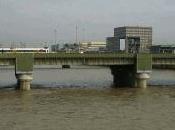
0,0,175,44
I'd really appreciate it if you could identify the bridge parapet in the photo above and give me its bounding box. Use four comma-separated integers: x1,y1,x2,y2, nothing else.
34,53,134,58
0,53,16,65
152,54,175,69
34,53,135,66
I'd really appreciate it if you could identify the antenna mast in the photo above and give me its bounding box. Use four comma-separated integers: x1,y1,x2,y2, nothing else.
54,29,57,44
76,25,80,53
76,25,78,44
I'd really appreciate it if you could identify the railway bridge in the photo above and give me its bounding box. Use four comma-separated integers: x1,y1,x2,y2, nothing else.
0,53,174,90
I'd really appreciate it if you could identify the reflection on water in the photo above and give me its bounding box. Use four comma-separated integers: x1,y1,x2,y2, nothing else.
0,68,175,130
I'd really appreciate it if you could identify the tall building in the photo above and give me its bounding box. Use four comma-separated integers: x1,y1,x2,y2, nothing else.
114,26,152,53
106,26,152,53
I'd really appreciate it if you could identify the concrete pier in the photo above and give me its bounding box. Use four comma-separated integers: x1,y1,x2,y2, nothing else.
16,74,33,90
110,66,151,88
110,65,135,87
135,73,150,88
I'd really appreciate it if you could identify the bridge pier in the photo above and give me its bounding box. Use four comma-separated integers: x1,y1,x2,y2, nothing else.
135,73,150,88
110,66,151,88
15,73,33,90
110,66,136,87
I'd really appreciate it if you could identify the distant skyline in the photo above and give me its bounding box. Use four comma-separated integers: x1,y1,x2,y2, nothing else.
0,0,175,44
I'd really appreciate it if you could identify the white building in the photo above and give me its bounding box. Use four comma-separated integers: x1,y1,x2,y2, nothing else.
80,41,106,52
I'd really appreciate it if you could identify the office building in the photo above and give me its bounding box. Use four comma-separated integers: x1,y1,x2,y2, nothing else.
106,26,152,53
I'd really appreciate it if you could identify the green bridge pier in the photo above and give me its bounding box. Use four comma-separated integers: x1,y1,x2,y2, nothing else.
0,53,155,90
110,54,152,88
14,53,34,90
110,66,150,88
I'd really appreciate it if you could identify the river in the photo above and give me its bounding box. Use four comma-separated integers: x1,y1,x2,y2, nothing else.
0,67,175,130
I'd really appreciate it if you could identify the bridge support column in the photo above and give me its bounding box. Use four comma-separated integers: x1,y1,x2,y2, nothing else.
16,73,33,91
135,73,150,88
110,66,135,87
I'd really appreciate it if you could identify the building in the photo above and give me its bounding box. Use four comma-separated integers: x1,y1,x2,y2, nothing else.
80,41,106,52
106,37,118,52
51,44,59,52
114,26,152,53
151,45,175,54
62,43,79,52
106,26,152,53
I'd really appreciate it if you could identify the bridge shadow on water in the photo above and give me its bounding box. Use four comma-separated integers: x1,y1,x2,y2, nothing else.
1,68,175,90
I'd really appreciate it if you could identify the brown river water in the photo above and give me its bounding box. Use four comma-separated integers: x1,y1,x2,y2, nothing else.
0,67,175,130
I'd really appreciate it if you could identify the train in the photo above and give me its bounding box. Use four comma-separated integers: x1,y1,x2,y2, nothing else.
0,47,49,53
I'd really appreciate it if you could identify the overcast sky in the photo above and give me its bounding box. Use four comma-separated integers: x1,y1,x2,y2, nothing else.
0,0,175,44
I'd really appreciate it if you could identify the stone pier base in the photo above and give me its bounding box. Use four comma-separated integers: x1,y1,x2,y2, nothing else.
16,74,33,90
135,73,150,88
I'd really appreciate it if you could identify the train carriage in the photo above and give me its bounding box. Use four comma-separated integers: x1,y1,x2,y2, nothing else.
0,47,49,53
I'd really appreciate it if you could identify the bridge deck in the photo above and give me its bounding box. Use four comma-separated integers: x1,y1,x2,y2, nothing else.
0,53,175,67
